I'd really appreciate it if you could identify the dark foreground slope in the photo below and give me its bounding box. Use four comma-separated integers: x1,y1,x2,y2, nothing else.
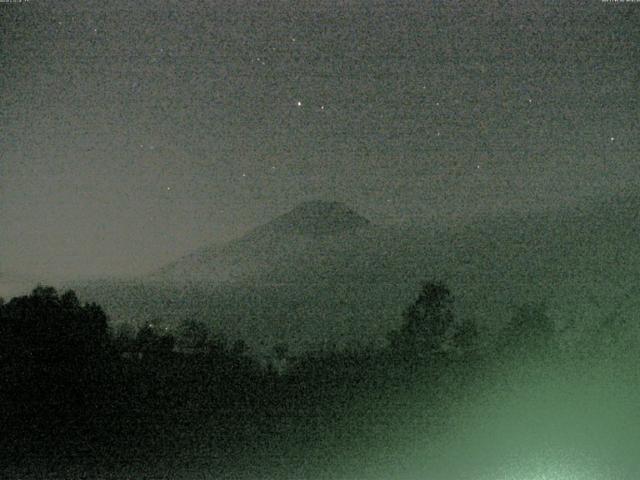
3,319,639,480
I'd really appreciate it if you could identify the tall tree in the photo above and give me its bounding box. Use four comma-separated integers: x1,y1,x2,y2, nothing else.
389,280,456,360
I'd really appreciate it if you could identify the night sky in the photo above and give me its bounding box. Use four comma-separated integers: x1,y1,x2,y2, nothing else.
1,1,639,287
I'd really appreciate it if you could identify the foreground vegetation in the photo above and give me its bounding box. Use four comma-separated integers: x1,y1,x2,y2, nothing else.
0,282,634,479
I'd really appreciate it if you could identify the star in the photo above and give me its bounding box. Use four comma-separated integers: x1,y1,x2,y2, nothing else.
610,136,615,142
296,101,302,107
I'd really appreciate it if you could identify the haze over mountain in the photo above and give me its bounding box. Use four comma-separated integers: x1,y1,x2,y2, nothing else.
67,194,640,355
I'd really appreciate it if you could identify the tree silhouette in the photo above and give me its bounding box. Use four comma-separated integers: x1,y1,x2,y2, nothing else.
61,289,81,310
0,285,114,433
135,322,175,357
176,318,210,352
205,331,227,357
113,321,137,354
389,280,456,360
0,286,110,364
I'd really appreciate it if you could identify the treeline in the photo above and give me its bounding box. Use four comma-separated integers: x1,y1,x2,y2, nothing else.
0,281,574,478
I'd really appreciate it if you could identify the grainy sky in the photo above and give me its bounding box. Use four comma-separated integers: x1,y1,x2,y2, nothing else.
1,0,638,282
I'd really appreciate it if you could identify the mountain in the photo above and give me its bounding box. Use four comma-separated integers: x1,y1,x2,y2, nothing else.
73,200,438,352
70,194,640,355
254,200,370,236
152,200,373,285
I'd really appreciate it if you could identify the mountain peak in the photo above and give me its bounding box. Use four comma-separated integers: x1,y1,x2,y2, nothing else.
266,200,370,235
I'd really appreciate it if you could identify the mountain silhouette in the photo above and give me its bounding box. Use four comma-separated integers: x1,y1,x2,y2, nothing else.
74,201,428,352
69,194,640,355
153,200,374,285
258,200,370,236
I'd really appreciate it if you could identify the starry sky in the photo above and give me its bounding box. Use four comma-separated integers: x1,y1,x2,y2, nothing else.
1,0,639,285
